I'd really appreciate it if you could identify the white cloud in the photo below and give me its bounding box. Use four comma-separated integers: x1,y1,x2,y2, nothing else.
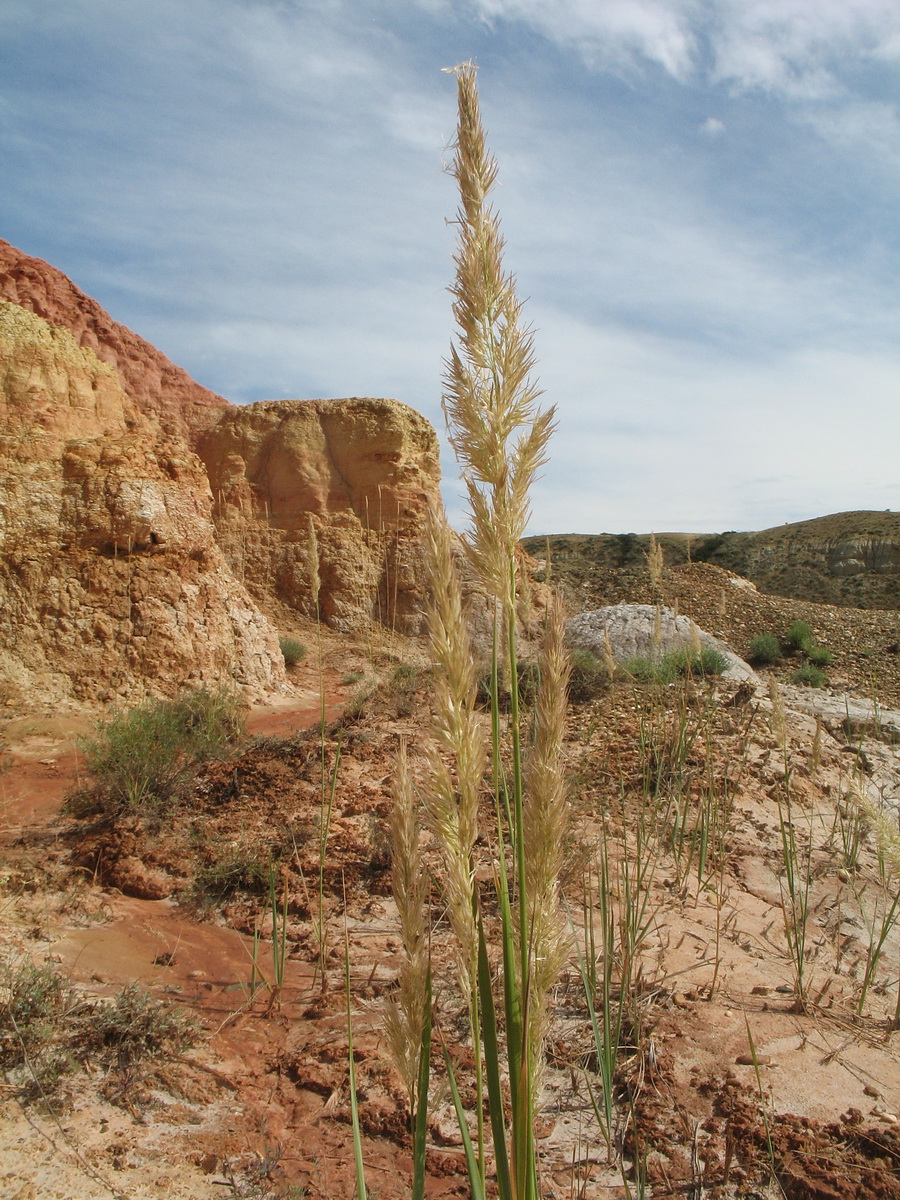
442,0,900,97
700,116,725,136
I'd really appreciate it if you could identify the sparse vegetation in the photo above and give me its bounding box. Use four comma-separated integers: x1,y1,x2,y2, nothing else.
792,663,827,687
785,619,814,653
279,636,307,667
0,962,194,1106
748,633,781,664
75,687,243,815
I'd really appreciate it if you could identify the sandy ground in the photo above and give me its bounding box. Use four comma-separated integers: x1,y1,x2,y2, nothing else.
2,643,900,1198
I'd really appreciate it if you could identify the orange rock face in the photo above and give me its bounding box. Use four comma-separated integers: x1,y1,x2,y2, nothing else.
0,241,443,710
197,397,441,632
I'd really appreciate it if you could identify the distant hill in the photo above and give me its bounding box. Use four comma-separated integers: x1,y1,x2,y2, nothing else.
524,511,900,612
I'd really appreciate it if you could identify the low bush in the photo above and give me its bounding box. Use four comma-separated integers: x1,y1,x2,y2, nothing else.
77,687,243,815
748,634,781,665
785,620,814,653
792,664,827,688
625,646,728,684
567,648,609,703
0,963,194,1106
687,646,729,677
278,636,306,667
807,645,834,667
193,851,269,901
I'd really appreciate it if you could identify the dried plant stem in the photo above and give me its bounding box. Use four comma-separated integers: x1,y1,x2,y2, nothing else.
384,739,430,1114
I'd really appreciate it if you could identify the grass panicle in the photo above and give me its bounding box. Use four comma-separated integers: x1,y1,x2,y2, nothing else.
522,600,571,1095
384,739,431,1114
442,62,556,610
422,506,485,998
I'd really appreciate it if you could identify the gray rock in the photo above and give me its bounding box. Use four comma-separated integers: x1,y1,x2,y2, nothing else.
566,604,757,683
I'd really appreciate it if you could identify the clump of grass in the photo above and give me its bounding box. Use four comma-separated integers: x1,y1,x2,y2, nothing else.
279,636,306,667
792,663,826,688
75,687,243,815
748,634,781,665
0,963,194,1106
689,646,729,676
568,648,609,703
193,849,270,901
625,646,727,684
785,620,814,653
806,645,833,667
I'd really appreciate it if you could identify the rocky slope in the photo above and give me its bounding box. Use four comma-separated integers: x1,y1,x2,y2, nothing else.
704,511,900,609
0,240,444,710
527,511,900,612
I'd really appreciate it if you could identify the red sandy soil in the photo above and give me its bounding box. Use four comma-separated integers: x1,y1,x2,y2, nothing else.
2,648,900,1199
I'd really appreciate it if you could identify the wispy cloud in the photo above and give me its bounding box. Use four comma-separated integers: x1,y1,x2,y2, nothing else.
0,0,897,534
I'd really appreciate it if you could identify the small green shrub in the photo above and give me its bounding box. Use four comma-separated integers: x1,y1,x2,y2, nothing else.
279,636,306,667
687,646,729,677
625,646,728,684
0,964,193,1106
567,648,609,703
77,687,243,815
623,655,673,684
792,664,826,688
85,982,194,1073
748,634,781,665
806,645,833,667
193,851,269,901
785,621,814,654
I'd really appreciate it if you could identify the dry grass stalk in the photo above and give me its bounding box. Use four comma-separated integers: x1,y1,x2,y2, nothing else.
443,61,556,611
849,779,900,877
647,533,664,592
306,513,321,612
522,600,571,1092
384,738,430,1111
422,505,485,996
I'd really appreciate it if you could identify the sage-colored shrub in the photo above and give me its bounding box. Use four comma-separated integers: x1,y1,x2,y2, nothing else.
785,620,814,653
748,634,781,665
792,663,826,688
77,687,243,814
807,645,833,667
279,636,306,667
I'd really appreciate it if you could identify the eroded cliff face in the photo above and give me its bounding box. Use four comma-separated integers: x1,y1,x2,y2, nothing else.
197,398,441,633
0,240,447,710
0,298,285,709
705,513,900,610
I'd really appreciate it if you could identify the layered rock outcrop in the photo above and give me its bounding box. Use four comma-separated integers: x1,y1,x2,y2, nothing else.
704,512,900,610
0,297,284,709
198,398,440,633
0,240,444,710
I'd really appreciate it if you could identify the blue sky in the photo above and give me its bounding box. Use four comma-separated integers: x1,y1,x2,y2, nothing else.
1,0,898,533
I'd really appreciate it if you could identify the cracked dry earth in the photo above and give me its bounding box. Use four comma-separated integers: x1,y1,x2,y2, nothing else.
2,632,900,1198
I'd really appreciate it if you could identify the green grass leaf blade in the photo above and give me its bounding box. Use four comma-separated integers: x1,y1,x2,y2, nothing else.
441,1039,486,1200
411,967,432,1200
345,921,368,1200
477,919,512,1200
